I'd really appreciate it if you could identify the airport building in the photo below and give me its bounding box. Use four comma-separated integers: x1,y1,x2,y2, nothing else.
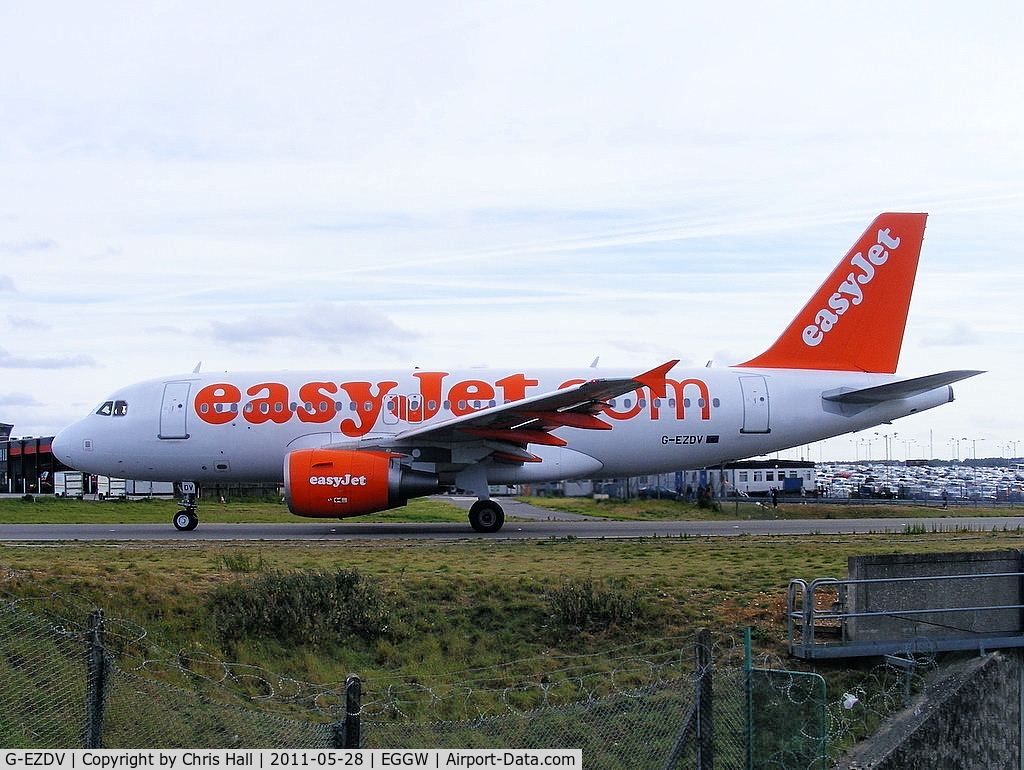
0,428,66,495
530,459,817,499
0,423,11,491
684,459,816,498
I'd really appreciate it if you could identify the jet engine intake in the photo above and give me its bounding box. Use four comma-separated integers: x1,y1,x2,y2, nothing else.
285,449,439,518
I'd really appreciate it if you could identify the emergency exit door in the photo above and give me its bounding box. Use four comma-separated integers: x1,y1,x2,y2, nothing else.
159,382,191,439
739,376,770,434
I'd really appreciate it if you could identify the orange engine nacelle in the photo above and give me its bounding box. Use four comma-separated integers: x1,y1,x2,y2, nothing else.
285,449,440,519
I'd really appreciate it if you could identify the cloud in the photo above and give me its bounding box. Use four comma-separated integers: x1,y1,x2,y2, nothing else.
0,348,98,369
0,275,15,293
8,315,50,331
921,323,982,347
0,240,56,256
0,392,42,407
207,302,423,349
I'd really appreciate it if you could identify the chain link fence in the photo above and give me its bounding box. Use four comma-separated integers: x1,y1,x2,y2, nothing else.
2,566,923,767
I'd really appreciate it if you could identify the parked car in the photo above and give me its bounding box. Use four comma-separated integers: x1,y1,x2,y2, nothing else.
638,486,681,500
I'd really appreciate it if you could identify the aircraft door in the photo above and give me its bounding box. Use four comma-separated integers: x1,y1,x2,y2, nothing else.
383,394,425,425
739,376,770,434
383,396,401,426
407,394,423,423
159,382,191,440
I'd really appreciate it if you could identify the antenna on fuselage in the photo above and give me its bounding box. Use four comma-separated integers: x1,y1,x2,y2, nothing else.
192,361,202,373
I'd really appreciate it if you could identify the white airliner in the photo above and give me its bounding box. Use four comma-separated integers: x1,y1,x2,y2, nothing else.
52,213,981,532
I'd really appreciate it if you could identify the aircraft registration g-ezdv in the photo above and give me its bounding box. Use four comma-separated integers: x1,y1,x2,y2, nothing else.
52,213,982,533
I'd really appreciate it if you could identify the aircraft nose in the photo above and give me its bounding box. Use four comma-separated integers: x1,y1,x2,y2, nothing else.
52,423,86,467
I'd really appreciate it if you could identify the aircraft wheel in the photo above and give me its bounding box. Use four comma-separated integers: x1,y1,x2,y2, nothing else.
173,511,198,531
468,500,505,533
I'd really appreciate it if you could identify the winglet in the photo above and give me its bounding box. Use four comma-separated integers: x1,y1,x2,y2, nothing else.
634,360,679,397
737,213,927,373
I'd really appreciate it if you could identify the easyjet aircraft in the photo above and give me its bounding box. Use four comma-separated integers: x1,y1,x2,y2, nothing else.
52,213,981,532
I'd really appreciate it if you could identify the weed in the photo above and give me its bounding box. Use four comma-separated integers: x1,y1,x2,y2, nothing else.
216,550,266,574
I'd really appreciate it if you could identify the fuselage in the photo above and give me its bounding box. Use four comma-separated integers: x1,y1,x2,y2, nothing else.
51,364,953,486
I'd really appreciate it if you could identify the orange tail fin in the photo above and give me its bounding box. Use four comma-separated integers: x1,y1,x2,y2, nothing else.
737,212,927,373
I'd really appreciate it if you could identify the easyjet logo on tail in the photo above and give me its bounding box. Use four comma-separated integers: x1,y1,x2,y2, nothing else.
706,212,924,373
801,227,902,348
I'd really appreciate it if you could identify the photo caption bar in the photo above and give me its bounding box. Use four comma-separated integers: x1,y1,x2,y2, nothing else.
2,751,582,769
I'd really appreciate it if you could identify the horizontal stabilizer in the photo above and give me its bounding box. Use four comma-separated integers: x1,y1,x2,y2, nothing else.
823,370,984,405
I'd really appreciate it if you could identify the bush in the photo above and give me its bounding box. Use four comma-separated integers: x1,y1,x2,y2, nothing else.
207,569,391,647
546,576,643,631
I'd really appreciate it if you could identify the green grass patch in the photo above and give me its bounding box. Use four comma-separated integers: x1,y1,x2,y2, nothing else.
524,495,1017,521
4,530,1024,686
1,494,1015,526
0,495,467,524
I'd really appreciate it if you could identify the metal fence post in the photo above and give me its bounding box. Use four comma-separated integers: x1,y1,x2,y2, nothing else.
744,627,754,770
85,609,107,749
330,675,362,748
344,674,361,748
695,629,714,770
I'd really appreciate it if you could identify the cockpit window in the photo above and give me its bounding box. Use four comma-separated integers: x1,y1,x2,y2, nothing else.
95,400,128,417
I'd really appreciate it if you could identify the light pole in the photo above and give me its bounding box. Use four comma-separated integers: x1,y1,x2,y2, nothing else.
875,432,897,462
903,439,917,461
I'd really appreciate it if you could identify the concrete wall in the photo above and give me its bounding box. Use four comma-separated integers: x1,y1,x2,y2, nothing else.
838,649,1022,769
846,550,1024,644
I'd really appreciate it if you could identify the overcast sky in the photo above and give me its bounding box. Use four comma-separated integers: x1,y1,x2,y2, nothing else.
2,1,1023,461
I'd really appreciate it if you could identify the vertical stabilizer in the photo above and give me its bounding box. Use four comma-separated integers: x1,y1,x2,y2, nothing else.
737,212,927,373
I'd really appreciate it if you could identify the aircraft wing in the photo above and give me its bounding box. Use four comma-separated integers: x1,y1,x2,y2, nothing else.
350,360,678,463
823,370,984,405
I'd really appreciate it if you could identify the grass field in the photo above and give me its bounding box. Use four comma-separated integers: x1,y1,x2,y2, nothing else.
1,492,1012,524
0,494,469,524
2,495,1023,689
521,494,1017,520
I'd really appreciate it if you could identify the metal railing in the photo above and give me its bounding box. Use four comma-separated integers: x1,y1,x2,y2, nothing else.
788,570,1024,659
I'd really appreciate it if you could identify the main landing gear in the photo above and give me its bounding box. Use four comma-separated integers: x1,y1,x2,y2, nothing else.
173,482,199,532
468,499,505,533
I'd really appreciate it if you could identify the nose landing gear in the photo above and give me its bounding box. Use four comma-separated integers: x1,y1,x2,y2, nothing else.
173,482,199,531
